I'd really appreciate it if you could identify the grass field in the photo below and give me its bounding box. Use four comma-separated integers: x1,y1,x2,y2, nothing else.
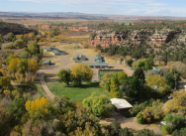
46,81,111,102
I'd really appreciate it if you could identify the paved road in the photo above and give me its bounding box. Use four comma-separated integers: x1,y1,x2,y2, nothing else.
38,72,55,100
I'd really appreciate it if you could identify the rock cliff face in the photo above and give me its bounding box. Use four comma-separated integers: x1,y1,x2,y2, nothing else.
89,32,127,48
89,30,182,48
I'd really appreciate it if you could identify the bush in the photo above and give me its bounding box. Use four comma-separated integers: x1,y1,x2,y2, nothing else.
129,99,153,116
107,121,121,136
161,114,186,134
3,43,14,49
136,112,146,124
119,128,134,136
172,128,186,136
136,129,156,136
126,59,133,67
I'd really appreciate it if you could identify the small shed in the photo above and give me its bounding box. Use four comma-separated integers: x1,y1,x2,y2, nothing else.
51,50,61,55
42,60,51,66
44,47,52,52
110,98,133,112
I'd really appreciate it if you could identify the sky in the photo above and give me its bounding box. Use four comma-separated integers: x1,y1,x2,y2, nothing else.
0,0,186,17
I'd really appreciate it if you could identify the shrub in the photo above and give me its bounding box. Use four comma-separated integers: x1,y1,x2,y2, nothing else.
136,112,146,124
119,128,134,136
3,43,14,49
136,129,156,136
107,121,121,136
161,114,186,134
126,59,133,67
172,128,186,136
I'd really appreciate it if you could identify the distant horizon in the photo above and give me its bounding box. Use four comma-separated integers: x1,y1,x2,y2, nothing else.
0,11,186,18
1,0,186,17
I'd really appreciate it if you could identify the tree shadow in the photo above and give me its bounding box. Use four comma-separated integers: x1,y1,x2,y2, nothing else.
69,82,101,89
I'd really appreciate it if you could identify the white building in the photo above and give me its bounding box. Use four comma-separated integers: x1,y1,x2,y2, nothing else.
110,98,133,112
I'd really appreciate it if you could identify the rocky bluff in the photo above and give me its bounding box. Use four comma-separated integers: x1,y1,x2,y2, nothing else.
89,30,185,48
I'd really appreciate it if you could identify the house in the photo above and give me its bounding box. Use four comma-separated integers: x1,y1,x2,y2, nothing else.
42,60,51,66
110,98,133,112
51,50,61,55
81,55,86,61
85,62,109,69
95,54,104,63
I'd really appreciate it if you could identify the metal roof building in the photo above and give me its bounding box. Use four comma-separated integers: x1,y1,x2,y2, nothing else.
51,50,61,55
42,60,51,66
110,98,133,112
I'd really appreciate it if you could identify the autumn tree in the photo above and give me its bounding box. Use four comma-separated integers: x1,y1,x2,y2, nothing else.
25,97,48,119
27,42,40,56
57,69,72,86
71,63,93,86
82,94,114,117
137,100,164,124
13,39,24,49
7,55,19,73
17,59,28,74
63,107,101,134
28,58,39,74
165,89,186,114
146,75,171,95
4,32,14,42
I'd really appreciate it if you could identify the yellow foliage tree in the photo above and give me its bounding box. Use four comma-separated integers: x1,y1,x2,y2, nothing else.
7,57,20,73
25,97,48,119
165,89,186,115
28,58,39,74
71,63,93,86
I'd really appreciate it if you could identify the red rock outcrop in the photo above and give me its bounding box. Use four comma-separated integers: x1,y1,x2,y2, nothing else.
89,32,124,48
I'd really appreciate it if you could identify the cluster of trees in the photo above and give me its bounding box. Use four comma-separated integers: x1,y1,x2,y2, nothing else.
57,63,93,86
5,54,39,83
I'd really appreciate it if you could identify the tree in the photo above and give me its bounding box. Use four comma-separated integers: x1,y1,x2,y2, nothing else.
71,63,93,86
7,56,19,73
107,121,121,136
7,96,27,121
13,39,24,49
136,100,164,124
82,94,114,117
27,42,40,56
161,114,186,134
4,32,14,42
25,97,48,119
165,89,186,114
17,59,28,74
172,128,186,136
136,129,156,136
121,76,144,97
57,69,72,86
28,58,39,74
119,128,134,136
63,107,101,134
146,75,170,95
126,59,133,67
133,67,145,83
171,68,181,90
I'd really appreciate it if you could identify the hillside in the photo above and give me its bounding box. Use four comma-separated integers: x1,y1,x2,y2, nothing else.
0,21,37,35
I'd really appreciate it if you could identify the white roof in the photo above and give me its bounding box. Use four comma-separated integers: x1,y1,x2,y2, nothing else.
110,98,133,109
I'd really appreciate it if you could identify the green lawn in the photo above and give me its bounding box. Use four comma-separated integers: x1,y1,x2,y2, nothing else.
46,81,111,102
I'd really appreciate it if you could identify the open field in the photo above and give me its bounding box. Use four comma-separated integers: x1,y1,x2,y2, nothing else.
46,80,111,102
